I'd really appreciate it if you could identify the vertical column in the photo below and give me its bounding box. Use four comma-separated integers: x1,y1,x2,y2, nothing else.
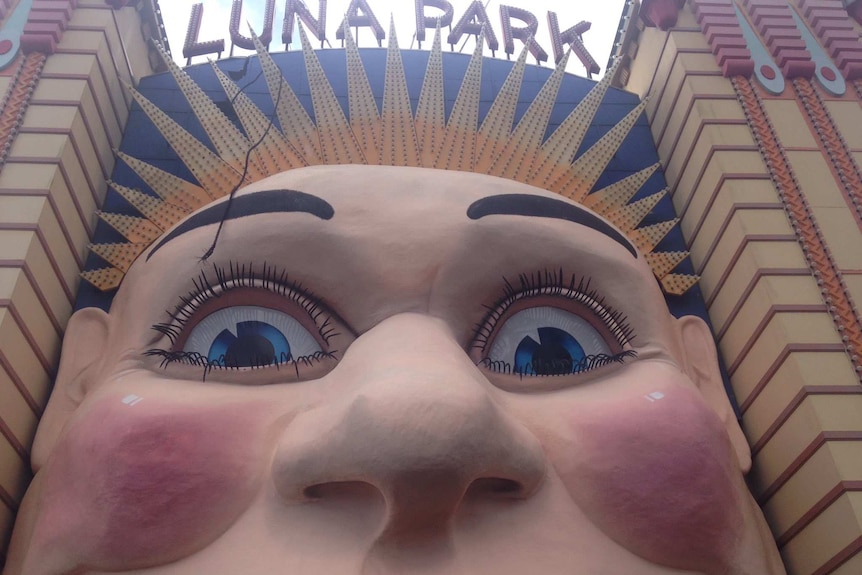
617,0,862,571
0,0,159,565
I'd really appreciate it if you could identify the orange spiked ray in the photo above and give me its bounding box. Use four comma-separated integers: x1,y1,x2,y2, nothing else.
87,25,697,295
415,23,445,166
433,32,484,171
379,18,420,166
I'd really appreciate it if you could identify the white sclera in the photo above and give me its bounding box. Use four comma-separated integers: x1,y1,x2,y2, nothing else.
184,305,322,361
488,306,611,370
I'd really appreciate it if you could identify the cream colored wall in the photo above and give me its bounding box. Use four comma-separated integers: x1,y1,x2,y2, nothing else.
621,3,862,573
0,0,155,560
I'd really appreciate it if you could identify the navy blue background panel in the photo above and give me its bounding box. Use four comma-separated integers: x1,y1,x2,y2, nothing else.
80,49,701,323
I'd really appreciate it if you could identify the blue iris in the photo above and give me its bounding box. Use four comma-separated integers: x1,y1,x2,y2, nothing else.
207,321,291,367
514,327,586,375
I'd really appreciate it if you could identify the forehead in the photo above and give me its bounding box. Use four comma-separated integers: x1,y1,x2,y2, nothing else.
109,164,681,369
130,165,654,287
238,164,564,209
125,165,657,289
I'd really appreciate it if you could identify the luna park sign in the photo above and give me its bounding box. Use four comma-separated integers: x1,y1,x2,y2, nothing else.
182,0,601,76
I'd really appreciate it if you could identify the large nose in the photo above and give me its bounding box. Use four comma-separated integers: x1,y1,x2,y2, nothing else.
271,313,546,535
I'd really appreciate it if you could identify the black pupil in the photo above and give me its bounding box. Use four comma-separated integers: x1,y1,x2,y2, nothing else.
531,341,574,375
224,334,275,368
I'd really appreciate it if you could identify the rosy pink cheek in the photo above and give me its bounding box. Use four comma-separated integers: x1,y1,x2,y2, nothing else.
566,388,744,573
32,398,266,571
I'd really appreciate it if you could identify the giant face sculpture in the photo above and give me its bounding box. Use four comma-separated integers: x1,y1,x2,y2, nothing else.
5,166,786,574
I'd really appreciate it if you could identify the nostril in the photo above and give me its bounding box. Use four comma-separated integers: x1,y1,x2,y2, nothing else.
303,481,381,501
466,477,526,499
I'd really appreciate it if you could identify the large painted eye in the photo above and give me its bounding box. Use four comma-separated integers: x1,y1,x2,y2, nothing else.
183,306,322,368
487,306,615,376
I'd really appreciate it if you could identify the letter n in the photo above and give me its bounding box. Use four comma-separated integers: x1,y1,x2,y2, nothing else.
230,0,276,51
283,0,327,48
336,0,386,46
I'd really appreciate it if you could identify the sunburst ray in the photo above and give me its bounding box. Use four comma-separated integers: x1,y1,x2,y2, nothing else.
298,23,365,164
434,33,484,171
583,163,660,213
343,20,381,165
379,18,420,166
556,99,648,202
128,86,244,199
531,58,622,187
210,63,306,174
86,39,697,294
487,51,571,182
415,24,445,166
252,30,323,165
154,42,263,179
475,42,529,172
116,151,210,210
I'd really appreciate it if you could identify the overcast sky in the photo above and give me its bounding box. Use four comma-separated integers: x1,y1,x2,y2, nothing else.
158,0,628,78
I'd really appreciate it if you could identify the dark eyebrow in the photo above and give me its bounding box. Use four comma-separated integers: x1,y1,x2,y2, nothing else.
147,189,334,260
467,194,637,258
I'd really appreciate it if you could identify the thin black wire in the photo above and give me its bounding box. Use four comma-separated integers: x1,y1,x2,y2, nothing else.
200,68,284,262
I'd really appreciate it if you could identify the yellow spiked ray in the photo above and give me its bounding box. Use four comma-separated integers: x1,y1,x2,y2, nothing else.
129,87,244,199
117,152,210,210
583,163,660,213
415,24,445,166
86,35,698,295
608,190,667,234
298,24,365,164
210,63,306,174
108,181,191,231
487,51,571,182
97,212,162,244
475,42,529,172
343,21,381,165
631,219,678,254
646,251,689,278
434,34,484,171
154,42,264,179
252,31,323,165
661,274,700,296
81,267,125,292
89,242,149,273
531,58,622,187
555,99,648,202
379,19,420,166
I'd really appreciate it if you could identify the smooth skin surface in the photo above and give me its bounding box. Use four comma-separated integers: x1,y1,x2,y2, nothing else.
5,166,786,575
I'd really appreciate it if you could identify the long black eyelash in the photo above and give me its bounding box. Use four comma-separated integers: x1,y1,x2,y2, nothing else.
479,350,638,378
151,261,341,349
472,268,637,353
143,349,337,382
